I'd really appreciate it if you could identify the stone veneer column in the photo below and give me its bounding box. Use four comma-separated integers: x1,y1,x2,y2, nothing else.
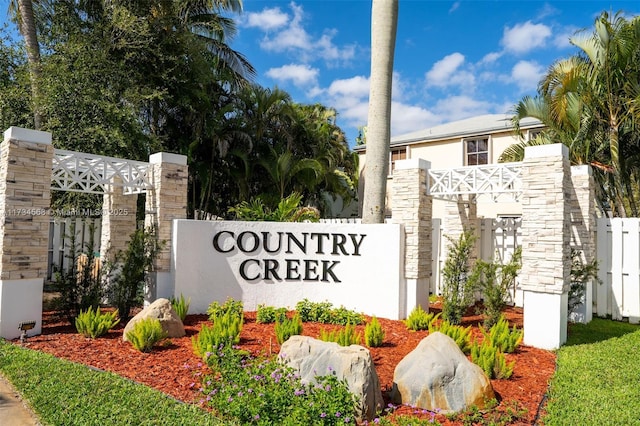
0,127,53,339
521,144,571,350
99,179,138,260
440,195,480,283
569,165,596,323
391,158,432,318
144,152,188,302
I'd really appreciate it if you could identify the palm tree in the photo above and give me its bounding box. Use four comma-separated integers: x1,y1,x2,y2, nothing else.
506,11,640,217
362,0,398,223
9,0,43,129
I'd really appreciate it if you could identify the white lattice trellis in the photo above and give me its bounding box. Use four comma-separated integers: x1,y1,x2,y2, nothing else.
51,149,151,194
428,162,523,201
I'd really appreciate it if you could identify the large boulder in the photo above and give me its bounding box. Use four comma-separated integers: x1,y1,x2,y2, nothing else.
389,332,494,413
279,335,383,422
123,298,185,341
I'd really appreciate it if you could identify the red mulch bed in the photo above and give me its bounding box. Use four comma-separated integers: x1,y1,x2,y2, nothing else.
15,304,555,425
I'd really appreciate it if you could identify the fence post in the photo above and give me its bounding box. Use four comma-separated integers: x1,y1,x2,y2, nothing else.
521,144,571,349
392,158,432,317
569,165,595,323
0,127,53,339
144,152,188,303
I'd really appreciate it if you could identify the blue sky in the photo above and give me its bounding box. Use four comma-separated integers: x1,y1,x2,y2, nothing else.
2,1,639,146
230,1,639,146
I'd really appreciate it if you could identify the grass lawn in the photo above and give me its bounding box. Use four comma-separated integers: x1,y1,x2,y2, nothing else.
0,340,230,426
542,318,640,425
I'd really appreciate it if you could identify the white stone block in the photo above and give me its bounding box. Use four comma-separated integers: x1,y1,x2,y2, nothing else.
0,278,43,340
3,127,52,145
523,290,568,349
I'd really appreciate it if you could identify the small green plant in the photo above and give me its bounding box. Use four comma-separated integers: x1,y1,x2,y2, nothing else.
274,313,303,344
470,340,515,379
199,345,357,424
228,192,320,222
170,294,190,321
429,320,473,354
126,318,167,352
480,315,523,354
475,247,522,328
294,299,364,325
74,307,120,338
206,298,243,322
319,323,362,346
256,304,288,324
193,311,244,357
569,248,601,315
441,229,479,325
404,306,440,331
364,316,385,347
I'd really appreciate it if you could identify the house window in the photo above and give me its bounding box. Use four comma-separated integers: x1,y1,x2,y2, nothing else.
528,128,543,141
465,138,488,166
390,147,407,173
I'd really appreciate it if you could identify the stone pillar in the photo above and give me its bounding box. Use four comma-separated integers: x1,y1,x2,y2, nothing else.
99,179,138,260
392,158,432,318
441,195,480,274
569,165,596,323
0,127,53,339
521,144,571,350
144,152,188,302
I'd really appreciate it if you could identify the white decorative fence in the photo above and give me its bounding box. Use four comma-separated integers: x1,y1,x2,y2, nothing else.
595,218,640,323
47,217,101,281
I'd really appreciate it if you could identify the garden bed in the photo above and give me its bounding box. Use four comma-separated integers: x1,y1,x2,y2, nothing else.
16,304,555,424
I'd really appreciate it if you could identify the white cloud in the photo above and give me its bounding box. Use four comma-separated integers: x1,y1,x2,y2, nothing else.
425,53,475,88
555,26,579,49
480,51,502,65
252,2,355,65
244,7,289,31
510,60,544,92
502,21,551,54
327,76,370,99
390,102,439,136
433,95,494,122
449,2,460,13
265,64,319,87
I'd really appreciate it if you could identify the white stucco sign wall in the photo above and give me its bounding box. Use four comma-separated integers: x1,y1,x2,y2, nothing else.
172,220,406,319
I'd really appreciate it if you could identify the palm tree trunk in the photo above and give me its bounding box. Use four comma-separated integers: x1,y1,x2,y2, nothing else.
17,0,43,129
362,0,398,224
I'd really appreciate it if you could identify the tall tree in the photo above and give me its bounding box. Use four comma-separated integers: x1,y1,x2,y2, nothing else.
505,11,640,217
9,0,43,128
362,0,398,223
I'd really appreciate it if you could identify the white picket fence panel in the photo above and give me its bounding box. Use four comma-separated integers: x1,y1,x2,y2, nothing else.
47,217,101,281
595,218,640,323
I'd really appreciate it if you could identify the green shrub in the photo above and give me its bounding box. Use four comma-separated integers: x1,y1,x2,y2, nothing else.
471,340,515,379
403,306,439,331
475,247,522,328
319,323,362,346
52,221,103,323
294,299,364,325
105,227,163,321
480,315,523,354
429,320,473,354
200,345,357,424
256,304,287,324
207,298,244,322
441,229,479,324
364,316,385,347
170,294,190,322
193,311,244,357
569,249,601,315
75,307,120,338
126,318,167,352
274,313,303,344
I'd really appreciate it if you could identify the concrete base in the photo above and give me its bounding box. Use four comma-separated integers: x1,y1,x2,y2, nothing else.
0,278,43,340
144,271,174,306
523,290,568,350
405,278,430,316
569,280,593,324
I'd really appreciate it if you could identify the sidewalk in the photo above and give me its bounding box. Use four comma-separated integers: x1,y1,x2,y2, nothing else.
0,374,40,426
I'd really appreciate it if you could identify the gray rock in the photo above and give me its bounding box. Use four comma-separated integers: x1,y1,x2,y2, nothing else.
389,332,495,413
123,298,185,341
279,335,383,422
